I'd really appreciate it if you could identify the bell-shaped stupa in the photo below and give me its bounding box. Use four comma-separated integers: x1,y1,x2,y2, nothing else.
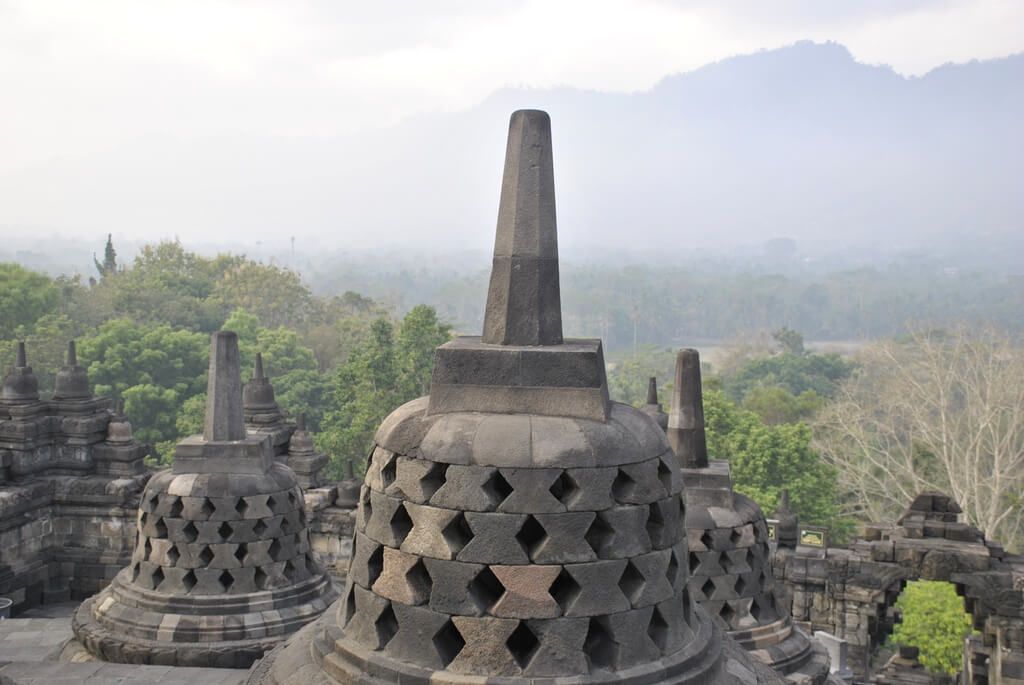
248,110,782,685
668,349,832,685
73,331,338,668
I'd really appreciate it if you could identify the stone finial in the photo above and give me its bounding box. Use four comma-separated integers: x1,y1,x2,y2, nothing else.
641,375,669,431
203,331,246,442
53,340,91,400
243,352,277,411
667,348,708,468
481,109,563,346
646,376,659,405
2,341,40,402
774,488,799,548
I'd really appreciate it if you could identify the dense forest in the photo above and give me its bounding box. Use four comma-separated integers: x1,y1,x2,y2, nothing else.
4,237,1018,672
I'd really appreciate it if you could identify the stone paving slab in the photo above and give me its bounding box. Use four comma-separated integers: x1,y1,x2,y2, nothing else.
16,602,79,619
0,617,73,663
0,660,245,684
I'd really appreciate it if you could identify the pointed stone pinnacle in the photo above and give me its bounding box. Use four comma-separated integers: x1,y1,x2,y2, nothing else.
778,489,792,513
296,413,307,433
16,341,26,367
646,377,659,406
54,339,90,400
253,352,265,379
67,340,78,366
203,331,246,442
667,348,708,469
481,109,563,347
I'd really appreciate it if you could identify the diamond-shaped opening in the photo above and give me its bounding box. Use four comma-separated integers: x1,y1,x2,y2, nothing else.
367,545,384,586
657,459,673,494
700,530,715,550
433,619,465,667
166,544,180,566
253,519,268,537
182,521,198,542
306,552,320,575
506,622,540,670
720,602,736,624
666,550,680,585
151,566,165,590
234,543,247,564
750,597,762,621
219,570,234,591
682,588,693,624
218,521,234,540
235,498,248,517
390,503,413,543
131,562,140,583
182,569,196,592
343,584,357,624
734,575,747,595
618,561,645,604
375,602,399,648
688,551,701,574
269,539,283,562
145,491,160,511
381,454,398,489
468,566,504,613
648,607,669,653
283,560,297,583
281,516,293,535
719,551,731,573
585,514,615,556
482,470,513,507
267,495,278,512
701,577,716,599
441,512,474,555
646,503,665,542
730,527,742,544
140,512,148,527
287,490,298,507
611,468,636,502
154,517,168,538
144,539,153,560
198,545,214,566
550,568,581,613
405,558,433,602
200,498,215,519
516,515,547,558
254,567,267,590
584,617,616,671
169,497,183,518
411,462,444,501
746,548,757,568
548,471,579,506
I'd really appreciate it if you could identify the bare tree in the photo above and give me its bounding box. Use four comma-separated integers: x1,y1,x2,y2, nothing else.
814,327,1024,550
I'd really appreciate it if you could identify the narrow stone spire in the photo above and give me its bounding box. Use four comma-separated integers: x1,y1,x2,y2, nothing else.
67,340,78,366
646,376,659,405
668,348,708,468
296,412,306,432
481,109,563,346
254,351,265,379
203,331,246,442
773,488,799,548
16,341,26,368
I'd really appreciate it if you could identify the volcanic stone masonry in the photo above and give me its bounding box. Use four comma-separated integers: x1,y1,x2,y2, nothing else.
666,349,833,685
247,110,786,685
0,341,148,610
71,331,340,668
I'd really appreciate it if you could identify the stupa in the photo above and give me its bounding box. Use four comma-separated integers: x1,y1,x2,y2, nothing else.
72,331,339,668
248,110,781,684
668,349,832,685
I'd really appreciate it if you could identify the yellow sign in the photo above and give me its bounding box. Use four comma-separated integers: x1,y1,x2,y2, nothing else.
800,528,826,547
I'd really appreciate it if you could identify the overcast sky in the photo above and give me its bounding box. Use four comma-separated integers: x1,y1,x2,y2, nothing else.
1,0,1022,246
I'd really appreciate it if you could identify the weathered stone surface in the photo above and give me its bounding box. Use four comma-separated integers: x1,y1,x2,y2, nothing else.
203,332,246,442
667,348,708,469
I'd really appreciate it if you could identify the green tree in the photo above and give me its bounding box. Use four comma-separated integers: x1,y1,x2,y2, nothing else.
397,304,452,397
891,581,974,674
77,319,208,447
93,234,118,278
742,386,825,425
211,263,315,329
606,346,678,407
0,263,60,333
703,389,852,540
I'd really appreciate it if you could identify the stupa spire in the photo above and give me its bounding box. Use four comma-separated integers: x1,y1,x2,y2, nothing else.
482,109,563,346
646,376,659,405
668,348,708,468
16,341,27,367
53,339,91,400
203,331,246,442
3,341,39,402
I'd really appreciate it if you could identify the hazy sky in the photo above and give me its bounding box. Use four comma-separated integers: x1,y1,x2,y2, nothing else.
1,0,1022,246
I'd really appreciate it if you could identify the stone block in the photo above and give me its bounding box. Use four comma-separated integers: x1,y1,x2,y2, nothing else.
496,468,563,513
422,558,489,616
429,465,503,512
552,559,630,617
448,615,521,676
401,502,465,560
530,512,597,563
490,565,561,618
384,602,457,671
457,512,530,565
372,547,432,606
588,506,651,559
